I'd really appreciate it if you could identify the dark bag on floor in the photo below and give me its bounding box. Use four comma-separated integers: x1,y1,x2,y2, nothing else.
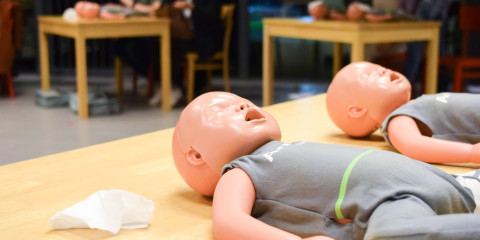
156,4,193,40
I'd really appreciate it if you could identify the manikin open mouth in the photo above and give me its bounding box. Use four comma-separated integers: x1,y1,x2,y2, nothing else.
389,72,402,82
245,108,266,122
378,69,402,83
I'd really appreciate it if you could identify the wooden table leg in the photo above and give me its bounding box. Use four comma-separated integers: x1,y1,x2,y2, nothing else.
161,30,172,110
38,25,50,91
424,28,440,94
333,43,343,76
74,37,89,119
350,42,365,63
262,25,274,106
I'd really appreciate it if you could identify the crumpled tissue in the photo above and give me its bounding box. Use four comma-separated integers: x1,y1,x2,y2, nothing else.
48,189,155,234
62,8,79,22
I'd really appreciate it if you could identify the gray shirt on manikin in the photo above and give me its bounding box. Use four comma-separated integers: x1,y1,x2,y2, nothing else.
222,141,479,240
382,93,480,146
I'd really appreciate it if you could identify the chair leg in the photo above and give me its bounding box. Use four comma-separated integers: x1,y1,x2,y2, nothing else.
0,76,5,93
146,64,155,98
132,70,138,94
1,73,15,98
186,55,197,103
7,73,14,98
206,70,213,92
453,65,464,92
222,60,230,92
114,57,124,96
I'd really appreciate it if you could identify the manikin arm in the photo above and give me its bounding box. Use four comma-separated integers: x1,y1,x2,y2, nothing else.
364,13,392,22
213,168,333,240
329,11,347,20
133,1,161,15
120,0,134,8
387,115,480,163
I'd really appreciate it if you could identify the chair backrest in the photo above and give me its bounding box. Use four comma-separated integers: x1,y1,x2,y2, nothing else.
458,5,480,57
220,4,235,59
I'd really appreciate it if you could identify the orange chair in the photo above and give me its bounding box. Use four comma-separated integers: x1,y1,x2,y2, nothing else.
184,3,235,103
439,4,480,92
0,0,22,98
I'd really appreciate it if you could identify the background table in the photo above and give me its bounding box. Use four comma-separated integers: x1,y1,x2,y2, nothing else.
0,94,474,239
262,18,441,106
38,16,172,118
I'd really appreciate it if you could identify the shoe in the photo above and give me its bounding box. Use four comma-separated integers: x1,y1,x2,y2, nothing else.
149,88,183,107
136,76,148,96
170,88,183,107
148,88,162,106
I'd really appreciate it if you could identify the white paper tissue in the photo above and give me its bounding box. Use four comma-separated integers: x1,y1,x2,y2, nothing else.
48,189,155,234
62,8,79,22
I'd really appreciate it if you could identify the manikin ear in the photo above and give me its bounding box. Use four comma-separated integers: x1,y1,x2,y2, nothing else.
347,105,368,118
185,147,205,166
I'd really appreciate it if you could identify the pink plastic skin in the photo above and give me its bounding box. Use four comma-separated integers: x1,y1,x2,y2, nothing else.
172,92,336,239
213,168,334,240
308,1,330,20
364,13,393,22
120,0,134,9
327,61,411,137
132,1,161,15
329,10,348,20
387,116,480,163
327,61,480,164
346,3,365,21
308,1,392,22
346,2,392,22
308,1,348,21
172,92,282,196
74,1,100,19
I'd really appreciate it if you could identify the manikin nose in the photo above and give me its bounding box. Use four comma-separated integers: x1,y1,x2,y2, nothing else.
238,102,252,111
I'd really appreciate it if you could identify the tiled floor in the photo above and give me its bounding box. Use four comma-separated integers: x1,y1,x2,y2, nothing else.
0,73,329,166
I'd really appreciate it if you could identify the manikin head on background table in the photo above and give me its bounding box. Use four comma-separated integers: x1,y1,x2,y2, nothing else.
172,92,282,196
308,1,392,22
326,61,411,137
308,1,330,20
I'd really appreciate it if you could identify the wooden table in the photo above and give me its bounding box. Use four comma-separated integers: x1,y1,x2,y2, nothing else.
0,94,474,239
262,18,441,106
38,16,172,119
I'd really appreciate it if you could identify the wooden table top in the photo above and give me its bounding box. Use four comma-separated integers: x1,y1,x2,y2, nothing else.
263,18,441,31
0,94,474,239
38,15,170,26
38,15,170,41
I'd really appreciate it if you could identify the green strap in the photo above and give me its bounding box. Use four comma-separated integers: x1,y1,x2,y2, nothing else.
335,149,375,219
